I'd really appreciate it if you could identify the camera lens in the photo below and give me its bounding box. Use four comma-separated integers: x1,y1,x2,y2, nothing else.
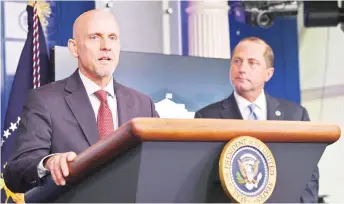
260,14,270,25
257,12,274,28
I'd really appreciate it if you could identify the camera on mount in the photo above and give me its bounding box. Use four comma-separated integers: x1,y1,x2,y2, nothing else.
231,1,298,29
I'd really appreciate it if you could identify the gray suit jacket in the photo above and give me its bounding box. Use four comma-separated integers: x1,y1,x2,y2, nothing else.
4,70,159,193
195,92,319,203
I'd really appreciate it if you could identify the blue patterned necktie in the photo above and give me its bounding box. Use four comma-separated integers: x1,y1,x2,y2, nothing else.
248,103,258,120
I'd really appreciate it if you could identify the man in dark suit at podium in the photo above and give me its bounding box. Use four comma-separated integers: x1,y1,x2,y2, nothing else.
194,37,319,203
4,9,159,193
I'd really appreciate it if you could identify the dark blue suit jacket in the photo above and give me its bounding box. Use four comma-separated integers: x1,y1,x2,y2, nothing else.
194,92,319,203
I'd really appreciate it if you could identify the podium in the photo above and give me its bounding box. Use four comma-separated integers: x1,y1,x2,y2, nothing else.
24,118,341,203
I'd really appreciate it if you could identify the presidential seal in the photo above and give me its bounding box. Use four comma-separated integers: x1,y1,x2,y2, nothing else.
219,136,277,203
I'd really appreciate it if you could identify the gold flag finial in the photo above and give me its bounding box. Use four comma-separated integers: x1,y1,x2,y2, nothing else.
27,0,51,31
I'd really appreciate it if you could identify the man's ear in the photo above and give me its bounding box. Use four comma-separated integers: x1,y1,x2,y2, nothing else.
68,39,78,58
265,67,274,82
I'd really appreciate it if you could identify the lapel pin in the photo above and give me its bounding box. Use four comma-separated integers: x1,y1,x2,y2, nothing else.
275,110,281,116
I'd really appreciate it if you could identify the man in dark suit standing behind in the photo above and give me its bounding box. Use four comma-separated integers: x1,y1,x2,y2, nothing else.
4,9,159,193
194,37,319,203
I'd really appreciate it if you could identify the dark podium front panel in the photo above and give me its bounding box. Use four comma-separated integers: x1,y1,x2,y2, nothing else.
25,141,325,203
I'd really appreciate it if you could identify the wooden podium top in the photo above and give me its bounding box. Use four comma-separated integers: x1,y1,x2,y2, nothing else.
67,118,341,183
132,118,341,143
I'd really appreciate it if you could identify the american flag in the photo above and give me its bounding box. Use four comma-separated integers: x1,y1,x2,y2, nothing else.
1,1,52,203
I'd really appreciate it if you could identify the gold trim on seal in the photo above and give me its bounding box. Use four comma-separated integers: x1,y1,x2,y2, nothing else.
219,136,277,203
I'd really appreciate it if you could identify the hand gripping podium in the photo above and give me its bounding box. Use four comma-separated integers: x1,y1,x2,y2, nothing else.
24,118,341,203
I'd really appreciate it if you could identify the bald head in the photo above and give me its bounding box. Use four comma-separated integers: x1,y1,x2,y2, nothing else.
68,8,121,88
72,9,119,40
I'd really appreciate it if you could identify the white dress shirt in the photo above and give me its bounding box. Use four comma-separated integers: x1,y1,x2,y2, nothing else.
37,70,118,178
78,70,119,129
233,91,267,120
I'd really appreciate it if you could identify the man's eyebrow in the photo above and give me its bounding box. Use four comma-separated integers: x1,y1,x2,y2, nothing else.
108,33,119,38
233,56,242,60
88,32,119,38
248,57,259,62
88,32,102,37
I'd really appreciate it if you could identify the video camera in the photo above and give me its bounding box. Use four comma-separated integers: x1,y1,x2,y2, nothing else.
231,0,344,30
231,1,298,28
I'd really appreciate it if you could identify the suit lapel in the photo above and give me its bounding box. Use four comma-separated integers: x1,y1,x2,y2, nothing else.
114,80,134,126
64,71,99,146
220,93,243,119
266,93,284,120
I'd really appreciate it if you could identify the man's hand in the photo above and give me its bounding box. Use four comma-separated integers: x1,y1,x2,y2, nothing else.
44,152,77,186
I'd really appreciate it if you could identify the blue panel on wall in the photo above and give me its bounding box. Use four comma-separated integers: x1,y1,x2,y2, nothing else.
181,0,189,56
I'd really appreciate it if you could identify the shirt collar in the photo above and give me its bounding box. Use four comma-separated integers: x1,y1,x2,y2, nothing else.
234,90,266,109
78,70,115,98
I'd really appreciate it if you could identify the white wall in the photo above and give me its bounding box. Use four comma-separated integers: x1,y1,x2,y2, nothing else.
96,0,182,55
298,3,344,202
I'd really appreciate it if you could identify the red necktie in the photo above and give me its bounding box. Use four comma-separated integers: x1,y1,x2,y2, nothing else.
95,90,114,139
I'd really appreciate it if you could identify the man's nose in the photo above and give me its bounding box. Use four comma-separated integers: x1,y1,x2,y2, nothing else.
238,61,248,73
100,39,111,51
